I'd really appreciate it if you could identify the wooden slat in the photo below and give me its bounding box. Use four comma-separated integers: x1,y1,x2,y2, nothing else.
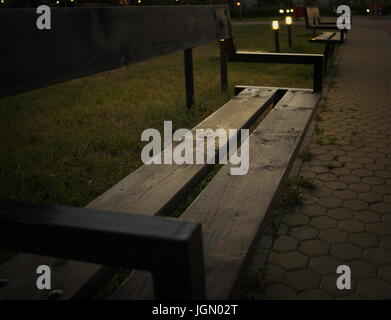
111,89,321,300
310,32,335,42
0,5,230,98
0,87,279,300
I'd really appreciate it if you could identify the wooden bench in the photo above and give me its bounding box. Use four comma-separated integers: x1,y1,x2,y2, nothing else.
304,6,347,41
0,5,323,300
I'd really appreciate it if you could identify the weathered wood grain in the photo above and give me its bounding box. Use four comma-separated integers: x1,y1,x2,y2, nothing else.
111,89,321,300
0,5,230,98
0,88,278,300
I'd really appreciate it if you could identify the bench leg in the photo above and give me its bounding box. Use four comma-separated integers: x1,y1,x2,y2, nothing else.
324,43,331,70
220,40,228,93
184,48,195,109
313,56,324,93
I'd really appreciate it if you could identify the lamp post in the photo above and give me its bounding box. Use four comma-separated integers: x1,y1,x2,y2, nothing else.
285,16,293,48
272,20,280,53
236,1,242,21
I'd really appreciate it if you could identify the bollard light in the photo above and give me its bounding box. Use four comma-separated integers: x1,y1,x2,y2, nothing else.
272,20,280,52
285,16,293,48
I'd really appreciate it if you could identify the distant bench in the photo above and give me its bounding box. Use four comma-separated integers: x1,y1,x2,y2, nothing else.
0,5,323,300
305,6,347,69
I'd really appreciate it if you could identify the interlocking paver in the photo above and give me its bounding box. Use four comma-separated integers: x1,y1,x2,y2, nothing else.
274,252,308,271
358,279,391,299
331,243,362,261
366,222,391,237
272,235,299,253
298,240,330,258
349,232,378,249
309,256,341,275
338,220,366,233
256,23,391,300
363,247,391,265
319,228,349,244
290,226,318,241
310,216,337,230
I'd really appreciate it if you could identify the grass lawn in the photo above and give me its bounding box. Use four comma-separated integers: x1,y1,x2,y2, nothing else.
0,24,325,264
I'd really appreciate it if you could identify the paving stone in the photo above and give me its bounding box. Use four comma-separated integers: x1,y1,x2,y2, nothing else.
298,239,330,257
348,260,376,280
319,228,349,244
309,256,341,275
358,279,391,299
363,247,391,265
310,216,337,230
357,157,375,165
297,290,332,300
282,270,320,291
340,175,361,184
334,190,357,200
354,211,381,223
318,197,343,209
375,171,391,179
370,202,391,214
352,169,373,178
272,235,299,253
345,162,363,170
367,222,391,237
325,181,348,191
381,236,391,250
338,220,366,233
317,173,338,182
277,223,289,236
344,199,369,212
309,166,329,174
283,213,309,227
311,188,333,198
331,243,362,261
372,185,391,195
384,214,391,225
349,232,379,249
274,251,308,271
378,265,391,283
327,208,354,221
290,226,318,241
348,183,371,193
263,284,296,300
300,204,327,217
358,192,383,204
362,177,384,185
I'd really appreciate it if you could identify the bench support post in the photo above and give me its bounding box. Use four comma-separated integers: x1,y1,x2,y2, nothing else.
313,57,324,92
184,48,195,108
220,40,228,92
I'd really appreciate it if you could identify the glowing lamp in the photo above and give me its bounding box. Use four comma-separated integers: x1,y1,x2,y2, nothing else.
285,16,292,25
272,20,279,30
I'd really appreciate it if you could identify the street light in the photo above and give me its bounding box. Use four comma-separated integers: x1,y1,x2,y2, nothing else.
272,20,280,52
279,9,284,14
236,1,243,21
285,16,293,48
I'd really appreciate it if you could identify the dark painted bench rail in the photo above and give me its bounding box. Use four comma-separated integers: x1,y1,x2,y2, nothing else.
0,5,324,300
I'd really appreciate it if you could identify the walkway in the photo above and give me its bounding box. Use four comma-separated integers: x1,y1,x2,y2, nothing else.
253,21,391,299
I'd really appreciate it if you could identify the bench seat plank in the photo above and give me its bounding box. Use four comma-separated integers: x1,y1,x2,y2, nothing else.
111,89,321,300
310,32,335,42
0,88,278,300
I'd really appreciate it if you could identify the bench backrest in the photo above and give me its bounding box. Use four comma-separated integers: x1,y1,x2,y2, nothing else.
304,6,321,28
0,5,230,99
